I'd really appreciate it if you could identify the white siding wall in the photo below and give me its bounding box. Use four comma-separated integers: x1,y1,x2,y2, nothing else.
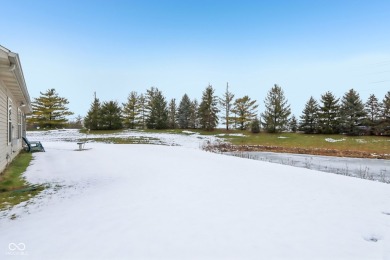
0,79,7,172
0,79,23,173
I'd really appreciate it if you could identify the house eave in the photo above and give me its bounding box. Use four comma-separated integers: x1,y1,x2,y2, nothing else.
0,47,32,114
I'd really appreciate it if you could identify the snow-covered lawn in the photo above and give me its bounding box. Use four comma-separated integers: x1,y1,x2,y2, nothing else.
1,132,390,259
26,129,220,149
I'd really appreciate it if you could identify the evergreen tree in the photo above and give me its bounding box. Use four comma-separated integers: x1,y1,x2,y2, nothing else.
363,94,380,134
318,91,340,134
28,88,73,128
122,91,139,129
364,94,380,124
145,87,157,117
261,84,291,133
382,91,390,120
177,94,192,129
299,96,319,133
231,95,258,130
251,117,261,133
168,98,178,129
231,109,238,129
340,89,366,135
189,99,199,129
138,94,147,129
99,100,123,130
84,95,101,130
379,91,390,135
146,88,168,129
289,115,298,132
198,84,219,131
219,83,235,131
145,87,157,128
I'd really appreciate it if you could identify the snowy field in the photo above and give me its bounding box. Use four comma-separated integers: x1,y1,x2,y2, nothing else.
26,129,220,149
1,130,390,259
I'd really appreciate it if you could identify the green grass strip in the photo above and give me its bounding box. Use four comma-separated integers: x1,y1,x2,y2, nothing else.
0,152,44,211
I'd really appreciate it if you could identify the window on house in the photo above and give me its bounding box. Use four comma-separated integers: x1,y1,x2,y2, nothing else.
18,108,22,139
8,98,12,144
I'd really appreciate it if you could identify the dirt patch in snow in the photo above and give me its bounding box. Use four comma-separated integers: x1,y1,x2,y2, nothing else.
204,142,390,159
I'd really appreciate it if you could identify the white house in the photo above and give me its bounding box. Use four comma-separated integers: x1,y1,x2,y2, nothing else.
0,45,32,172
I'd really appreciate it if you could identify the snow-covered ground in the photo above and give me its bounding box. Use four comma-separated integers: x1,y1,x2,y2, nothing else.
1,130,390,259
26,129,220,149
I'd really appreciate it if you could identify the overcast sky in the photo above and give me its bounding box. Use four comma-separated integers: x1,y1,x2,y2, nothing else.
1,0,390,119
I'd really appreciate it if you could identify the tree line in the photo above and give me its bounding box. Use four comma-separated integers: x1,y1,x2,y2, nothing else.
84,85,221,131
299,90,390,135
28,86,390,136
83,84,390,135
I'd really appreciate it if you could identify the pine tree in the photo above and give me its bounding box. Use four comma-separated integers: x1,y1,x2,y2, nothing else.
261,84,291,133
168,98,178,129
299,96,319,134
145,87,157,129
219,83,235,131
251,117,261,133
364,94,380,124
198,85,219,131
289,115,298,132
177,94,192,129
318,91,340,134
28,88,73,128
146,88,168,129
84,95,101,130
145,87,157,117
189,99,199,129
122,91,139,129
231,95,258,130
382,91,390,120
99,100,123,130
379,91,390,135
340,89,366,135
138,94,147,129
363,94,380,134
